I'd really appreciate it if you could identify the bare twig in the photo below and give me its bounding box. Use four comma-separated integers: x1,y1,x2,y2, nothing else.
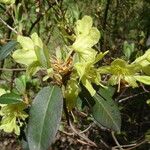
0,17,18,34
118,91,148,103
112,144,136,149
80,123,93,134
100,139,111,149
126,140,147,150
112,131,124,150
69,121,97,147
115,87,127,101
140,83,149,92
60,130,74,136
77,139,91,145
112,140,147,150
112,132,147,150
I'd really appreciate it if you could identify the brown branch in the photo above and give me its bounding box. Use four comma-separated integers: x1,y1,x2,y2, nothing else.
69,121,97,147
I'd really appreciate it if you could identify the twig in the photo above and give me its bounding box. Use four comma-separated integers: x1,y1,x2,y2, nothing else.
0,68,26,71
126,140,147,150
140,83,149,92
80,123,93,134
118,91,148,103
60,123,94,136
112,144,136,149
77,139,91,145
115,87,127,101
69,121,97,147
60,130,74,136
0,17,18,34
100,139,111,149
112,131,124,150
112,140,147,150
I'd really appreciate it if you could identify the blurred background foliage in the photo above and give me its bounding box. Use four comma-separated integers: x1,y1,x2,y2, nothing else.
0,0,150,53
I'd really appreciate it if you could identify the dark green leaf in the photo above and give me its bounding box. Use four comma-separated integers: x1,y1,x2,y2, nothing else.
0,93,22,104
92,88,121,132
27,85,63,150
0,41,17,61
103,86,116,97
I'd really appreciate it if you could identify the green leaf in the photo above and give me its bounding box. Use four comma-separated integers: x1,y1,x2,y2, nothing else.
26,61,41,76
92,88,121,132
75,15,93,36
94,51,108,64
65,74,81,110
17,35,34,50
34,46,48,68
134,75,150,85
31,33,43,49
142,65,150,75
27,85,63,150
124,76,138,87
12,48,37,66
15,75,27,94
0,88,7,96
12,33,44,66
0,93,22,104
123,41,134,59
75,48,97,63
104,86,116,97
81,77,96,96
133,49,150,64
73,28,100,51
0,41,17,61
72,16,100,64
74,62,86,79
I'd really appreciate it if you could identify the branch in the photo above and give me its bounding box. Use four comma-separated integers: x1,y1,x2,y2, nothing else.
0,17,18,34
118,91,148,103
69,121,97,147
112,131,124,150
112,140,147,150
127,140,147,150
